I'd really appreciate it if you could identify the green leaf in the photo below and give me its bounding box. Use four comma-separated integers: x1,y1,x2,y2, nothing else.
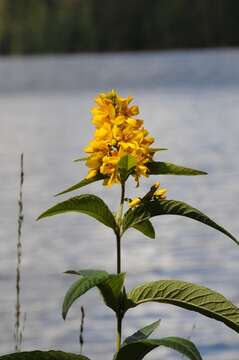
123,320,160,345
126,279,239,334
62,271,110,319
123,196,238,245
65,269,108,277
149,148,168,153
144,199,239,245
73,157,90,162
147,161,207,176
133,219,156,239
98,273,126,312
0,351,90,360
122,206,150,234
118,154,137,180
65,270,125,313
114,337,202,360
37,194,117,231
118,154,137,172
55,174,106,196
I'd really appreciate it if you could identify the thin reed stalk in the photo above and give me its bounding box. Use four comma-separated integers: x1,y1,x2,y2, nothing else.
79,306,85,354
14,153,24,352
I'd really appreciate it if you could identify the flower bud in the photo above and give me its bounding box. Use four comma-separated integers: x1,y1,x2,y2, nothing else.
129,197,141,207
154,188,167,199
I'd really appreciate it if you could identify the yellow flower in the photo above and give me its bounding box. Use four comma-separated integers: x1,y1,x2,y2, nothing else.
154,181,160,189
129,197,142,207
141,182,167,202
100,155,120,177
84,90,156,186
154,188,167,199
85,169,98,179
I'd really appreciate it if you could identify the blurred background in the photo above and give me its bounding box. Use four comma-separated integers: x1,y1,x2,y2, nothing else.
1,1,239,360
0,0,239,54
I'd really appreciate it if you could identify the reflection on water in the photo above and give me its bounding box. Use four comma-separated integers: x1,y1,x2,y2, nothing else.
0,50,239,360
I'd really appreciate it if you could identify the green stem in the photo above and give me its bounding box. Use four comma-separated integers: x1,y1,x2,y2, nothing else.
118,181,125,226
116,314,122,352
115,181,125,352
116,232,121,274
116,181,125,273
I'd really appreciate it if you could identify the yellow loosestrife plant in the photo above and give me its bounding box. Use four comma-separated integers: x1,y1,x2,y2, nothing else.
2,90,239,360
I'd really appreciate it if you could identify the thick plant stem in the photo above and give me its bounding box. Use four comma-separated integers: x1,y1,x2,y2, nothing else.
116,232,121,274
115,181,125,351
120,182,125,210
116,181,125,274
116,315,122,352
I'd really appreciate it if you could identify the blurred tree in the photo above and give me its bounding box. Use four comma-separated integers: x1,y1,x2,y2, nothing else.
0,0,238,54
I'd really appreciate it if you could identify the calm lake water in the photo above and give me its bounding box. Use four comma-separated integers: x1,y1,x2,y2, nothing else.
0,49,239,360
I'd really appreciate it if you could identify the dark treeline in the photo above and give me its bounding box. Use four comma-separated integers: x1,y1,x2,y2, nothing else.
0,0,239,55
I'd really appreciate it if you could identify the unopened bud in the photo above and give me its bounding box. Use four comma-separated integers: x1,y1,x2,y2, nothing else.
129,197,141,207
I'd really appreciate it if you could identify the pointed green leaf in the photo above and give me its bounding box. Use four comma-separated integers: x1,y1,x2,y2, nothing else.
126,279,239,334
65,269,107,277
73,157,89,162
133,219,156,239
143,199,239,245
118,154,137,180
37,194,117,231
123,320,160,345
98,273,126,312
118,154,137,172
65,270,125,313
122,206,150,234
0,351,90,360
62,271,110,319
55,174,106,196
114,337,202,360
149,148,168,153
147,162,207,176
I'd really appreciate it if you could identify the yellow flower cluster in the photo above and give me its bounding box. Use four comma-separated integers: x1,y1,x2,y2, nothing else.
84,90,155,186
